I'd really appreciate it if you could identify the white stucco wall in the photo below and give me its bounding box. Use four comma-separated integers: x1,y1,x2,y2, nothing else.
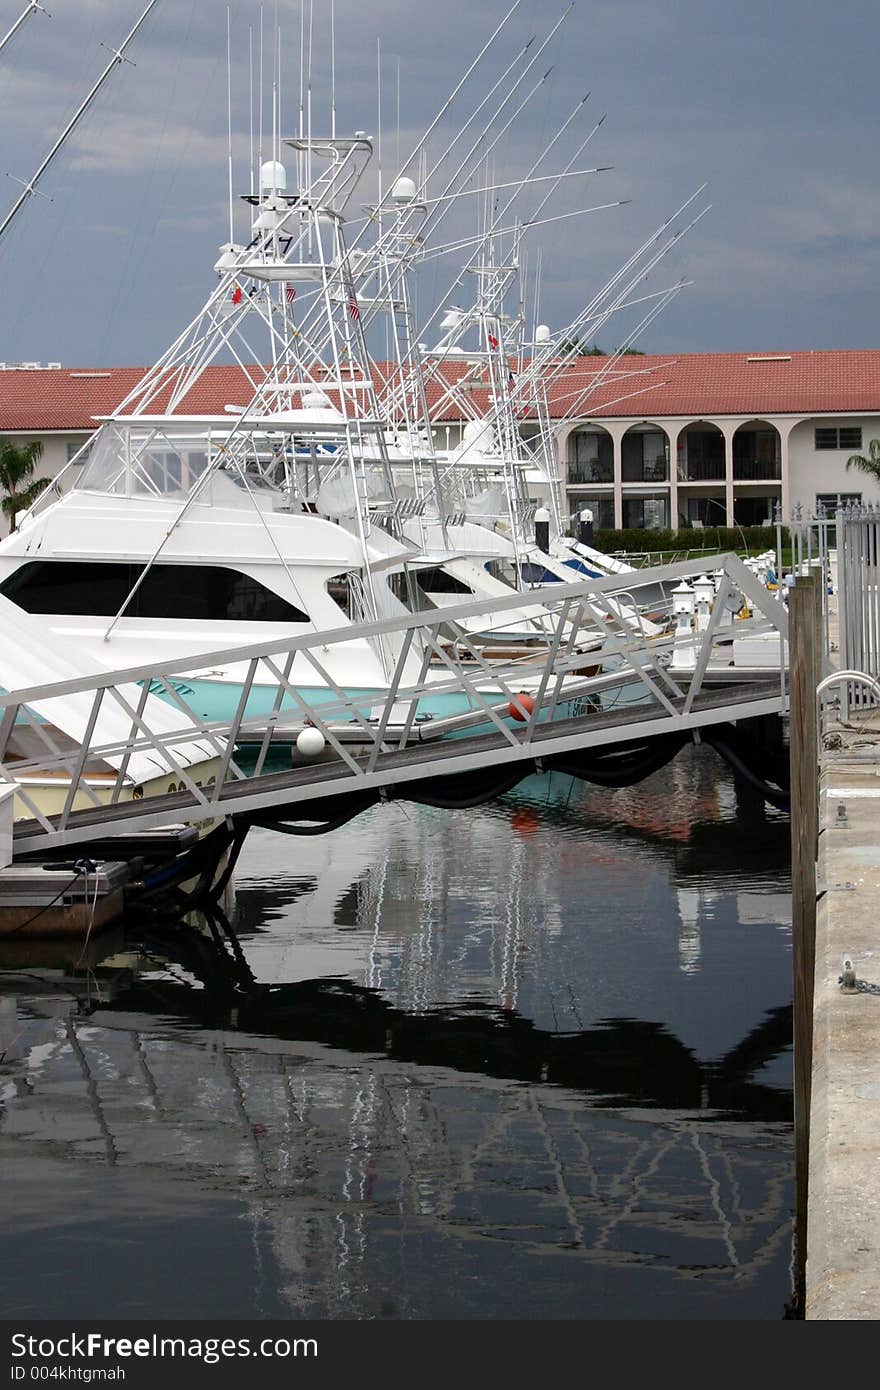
787,416,880,512
0,431,88,536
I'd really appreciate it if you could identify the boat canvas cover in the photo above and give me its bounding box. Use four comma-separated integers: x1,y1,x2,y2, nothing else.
0,595,221,783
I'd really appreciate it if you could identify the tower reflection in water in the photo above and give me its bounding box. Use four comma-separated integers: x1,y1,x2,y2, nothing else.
0,749,793,1320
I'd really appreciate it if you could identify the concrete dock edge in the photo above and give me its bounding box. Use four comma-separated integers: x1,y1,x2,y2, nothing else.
806,760,880,1318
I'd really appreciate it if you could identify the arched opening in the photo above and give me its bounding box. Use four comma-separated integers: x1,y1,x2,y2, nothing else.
732,419,782,526
732,421,781,481
621,422,669,483
677,421,726,528
677,421,725,482
566,424,613,485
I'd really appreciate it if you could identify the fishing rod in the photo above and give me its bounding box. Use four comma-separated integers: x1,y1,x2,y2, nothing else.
0,0,160,242
0,0,47,57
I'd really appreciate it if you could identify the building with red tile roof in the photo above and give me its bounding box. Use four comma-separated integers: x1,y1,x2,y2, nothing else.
2,350,879,532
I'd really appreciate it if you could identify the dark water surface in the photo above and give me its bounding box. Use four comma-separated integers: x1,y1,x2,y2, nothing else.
0,748,793,1320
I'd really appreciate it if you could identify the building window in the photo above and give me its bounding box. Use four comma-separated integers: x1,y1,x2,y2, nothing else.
568,493,614,529
839,427,863,450
0,561,309,622
815,426,862,450
66,440,88,463
622,493,669,530
816,492,862,515
686,496,726,526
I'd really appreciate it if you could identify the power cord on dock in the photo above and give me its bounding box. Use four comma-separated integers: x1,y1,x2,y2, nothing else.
4,859,97,936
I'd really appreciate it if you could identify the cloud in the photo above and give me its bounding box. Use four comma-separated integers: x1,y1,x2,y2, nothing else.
0,0,878,365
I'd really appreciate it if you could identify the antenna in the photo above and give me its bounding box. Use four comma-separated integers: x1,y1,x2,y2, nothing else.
330,0,336,140
0,1,48,58
226,6,234,243
298,0,304,191
272,1,279,171
307,0,313,198
377,38,382,208
0,0,159,243
258,7,264,187
248,25,254,197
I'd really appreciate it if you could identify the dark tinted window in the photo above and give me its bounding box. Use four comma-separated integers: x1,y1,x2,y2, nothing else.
416,567,473,595
0,561,309,622
839,427,863,450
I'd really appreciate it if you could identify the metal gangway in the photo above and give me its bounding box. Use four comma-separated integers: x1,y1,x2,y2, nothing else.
0,554,789,856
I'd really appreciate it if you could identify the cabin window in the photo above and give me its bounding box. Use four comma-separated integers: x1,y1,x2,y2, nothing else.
0,561,309,622
415,567,473,595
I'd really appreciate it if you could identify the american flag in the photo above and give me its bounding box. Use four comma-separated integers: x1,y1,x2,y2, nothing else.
231,285,243,305
348,297,360,322
487,333,499,349
285,284,296,304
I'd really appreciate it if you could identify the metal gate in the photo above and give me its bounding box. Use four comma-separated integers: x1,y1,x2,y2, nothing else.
836,504,880,702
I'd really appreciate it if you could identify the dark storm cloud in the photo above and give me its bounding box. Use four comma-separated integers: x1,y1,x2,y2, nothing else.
0,0,877,364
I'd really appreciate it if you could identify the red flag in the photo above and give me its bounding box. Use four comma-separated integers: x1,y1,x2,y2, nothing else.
231,285,243,305
285,283,296,303
348,298,361,321
487,333,499,349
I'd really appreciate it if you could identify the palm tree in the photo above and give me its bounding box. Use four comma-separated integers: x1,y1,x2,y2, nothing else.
846,436,880,481
0,438,49,531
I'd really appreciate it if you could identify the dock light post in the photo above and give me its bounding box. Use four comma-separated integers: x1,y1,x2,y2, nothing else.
670,580,696,671
578,507,594,546
693,574,714,634
534,506,550,552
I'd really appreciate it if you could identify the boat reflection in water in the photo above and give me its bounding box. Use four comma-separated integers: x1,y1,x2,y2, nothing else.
0,749,793,1320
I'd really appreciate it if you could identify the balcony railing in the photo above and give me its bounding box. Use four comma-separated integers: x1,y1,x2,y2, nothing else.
622,460,668,483
568,462,613,485
677,461,726,482
732,459,781,481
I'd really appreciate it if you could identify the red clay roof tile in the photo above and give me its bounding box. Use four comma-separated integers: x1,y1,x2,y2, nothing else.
1,350,879,431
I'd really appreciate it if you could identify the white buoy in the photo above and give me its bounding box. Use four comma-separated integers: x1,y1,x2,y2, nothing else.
296,726,326,760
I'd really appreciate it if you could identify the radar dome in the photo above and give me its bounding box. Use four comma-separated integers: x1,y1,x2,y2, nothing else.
391,176,417,202
535,324,551,343
260,159,287,195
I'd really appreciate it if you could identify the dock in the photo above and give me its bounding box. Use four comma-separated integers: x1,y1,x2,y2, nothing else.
806,540,880,1318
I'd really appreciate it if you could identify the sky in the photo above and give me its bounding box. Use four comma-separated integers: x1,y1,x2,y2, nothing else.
0,0,878,367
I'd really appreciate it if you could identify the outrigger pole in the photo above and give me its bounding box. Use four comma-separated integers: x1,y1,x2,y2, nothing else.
0,0,159,242
0,0,47,58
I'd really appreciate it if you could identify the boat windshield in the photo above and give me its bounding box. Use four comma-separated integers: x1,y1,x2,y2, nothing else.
73,422,285,500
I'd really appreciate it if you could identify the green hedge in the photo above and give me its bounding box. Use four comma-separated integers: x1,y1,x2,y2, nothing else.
591,526,786,553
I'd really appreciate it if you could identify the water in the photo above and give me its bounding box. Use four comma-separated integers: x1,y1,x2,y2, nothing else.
0,746,793,1320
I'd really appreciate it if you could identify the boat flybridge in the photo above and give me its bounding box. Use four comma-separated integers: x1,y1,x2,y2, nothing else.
0,4,713,726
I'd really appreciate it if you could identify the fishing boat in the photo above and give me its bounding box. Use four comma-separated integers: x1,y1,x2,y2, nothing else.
0,5,709,730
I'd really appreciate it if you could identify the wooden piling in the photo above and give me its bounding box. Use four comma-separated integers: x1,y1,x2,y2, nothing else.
789,573,821,1311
